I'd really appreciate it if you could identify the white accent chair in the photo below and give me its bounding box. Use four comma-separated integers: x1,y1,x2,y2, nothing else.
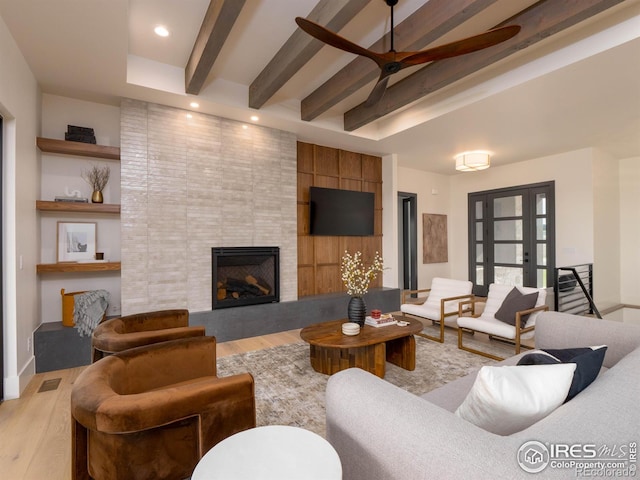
400,277,474,343
457,283,549,360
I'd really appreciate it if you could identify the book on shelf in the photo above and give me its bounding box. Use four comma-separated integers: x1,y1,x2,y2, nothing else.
54,196,89,203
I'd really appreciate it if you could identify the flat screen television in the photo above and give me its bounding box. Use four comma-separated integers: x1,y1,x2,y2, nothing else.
309,186,374,236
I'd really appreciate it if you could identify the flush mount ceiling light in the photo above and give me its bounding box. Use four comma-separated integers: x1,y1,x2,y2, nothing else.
154,25,169,37
190,102,199,108
250,115,259,122
454,151,491,172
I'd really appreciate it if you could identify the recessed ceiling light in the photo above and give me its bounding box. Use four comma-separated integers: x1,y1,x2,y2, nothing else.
190,102,199,108
154,25,169,37
242,125,248,130
186,113,193,119
250,115,259,122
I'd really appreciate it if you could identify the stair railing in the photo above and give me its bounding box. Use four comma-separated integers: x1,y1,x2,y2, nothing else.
554,264,602,318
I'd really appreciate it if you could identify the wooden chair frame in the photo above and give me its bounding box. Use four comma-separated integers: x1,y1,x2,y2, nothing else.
457,299,549,360
402,288,475,343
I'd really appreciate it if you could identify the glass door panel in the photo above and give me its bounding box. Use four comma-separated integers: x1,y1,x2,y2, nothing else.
536,218,547,240
536,193,547,215
495,266,523,285
537,244,547,266
493,196,522,217
537,269,547,287
494,244,523,264
494,219,523,240
475,222,483,240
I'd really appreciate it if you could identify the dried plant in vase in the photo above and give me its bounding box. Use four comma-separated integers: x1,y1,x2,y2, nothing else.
341,250,384,326
82,165,110,204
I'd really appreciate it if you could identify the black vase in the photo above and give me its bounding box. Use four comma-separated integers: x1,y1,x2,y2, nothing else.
348,296,366,327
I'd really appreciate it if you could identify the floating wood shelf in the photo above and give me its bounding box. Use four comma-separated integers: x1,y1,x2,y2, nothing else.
36,200,120,214
37,262,121,274
37,137,120,160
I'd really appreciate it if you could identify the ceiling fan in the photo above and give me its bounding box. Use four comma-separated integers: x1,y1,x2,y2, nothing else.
296,0,521,106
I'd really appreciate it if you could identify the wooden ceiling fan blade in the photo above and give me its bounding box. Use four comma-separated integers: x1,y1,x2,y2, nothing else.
365,75,390,107
295,17,383,66
400,25,521,67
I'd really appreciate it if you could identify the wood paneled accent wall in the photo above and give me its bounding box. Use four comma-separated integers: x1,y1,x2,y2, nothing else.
297,141,383,297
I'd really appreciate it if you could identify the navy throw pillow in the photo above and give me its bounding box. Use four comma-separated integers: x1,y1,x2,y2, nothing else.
518,346,607,402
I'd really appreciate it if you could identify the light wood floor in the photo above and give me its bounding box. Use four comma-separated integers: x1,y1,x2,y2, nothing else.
0,328,302,480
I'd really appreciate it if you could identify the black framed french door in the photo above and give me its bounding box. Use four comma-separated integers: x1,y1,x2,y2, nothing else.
468,181,555,297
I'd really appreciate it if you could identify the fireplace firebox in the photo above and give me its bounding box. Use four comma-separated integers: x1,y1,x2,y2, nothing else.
212,247,280,309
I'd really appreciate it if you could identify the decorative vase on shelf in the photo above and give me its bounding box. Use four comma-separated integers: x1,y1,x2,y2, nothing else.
347,296,366,327
83,165,110,204
91,190,103,204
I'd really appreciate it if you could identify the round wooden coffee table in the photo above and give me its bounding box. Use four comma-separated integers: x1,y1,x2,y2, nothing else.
300,316,423,378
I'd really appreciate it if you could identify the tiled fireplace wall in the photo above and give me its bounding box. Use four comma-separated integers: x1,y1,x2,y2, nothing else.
120,99,297,314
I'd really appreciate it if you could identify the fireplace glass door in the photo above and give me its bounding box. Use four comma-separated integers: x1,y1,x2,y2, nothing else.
212,247,280,309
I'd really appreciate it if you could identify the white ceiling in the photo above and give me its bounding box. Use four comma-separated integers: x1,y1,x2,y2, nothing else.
1,0,639,174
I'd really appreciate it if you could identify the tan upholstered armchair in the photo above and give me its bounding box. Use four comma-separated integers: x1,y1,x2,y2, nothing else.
71,336,256,480
91,308,205,361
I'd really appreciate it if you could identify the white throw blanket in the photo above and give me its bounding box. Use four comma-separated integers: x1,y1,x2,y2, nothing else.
73,290,110,336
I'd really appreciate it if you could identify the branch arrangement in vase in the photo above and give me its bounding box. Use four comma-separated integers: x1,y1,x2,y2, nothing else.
340,250,384,296
82,165,110,203
82,165,110,192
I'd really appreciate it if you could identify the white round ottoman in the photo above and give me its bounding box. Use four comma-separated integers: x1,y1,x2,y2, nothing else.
191,425,342,479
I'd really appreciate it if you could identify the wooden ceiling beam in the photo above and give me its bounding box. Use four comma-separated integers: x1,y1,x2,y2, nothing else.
344,0,625,131
185,0,246,95
249,0,372,110
301,0,500,121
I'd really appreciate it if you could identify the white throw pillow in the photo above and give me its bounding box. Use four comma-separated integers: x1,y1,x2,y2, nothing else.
454,363,576,435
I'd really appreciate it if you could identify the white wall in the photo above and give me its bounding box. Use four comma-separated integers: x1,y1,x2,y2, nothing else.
619,157,640,305
592,150,621,309
39,94,122,320
382,154,399,288
0,14,40,398
396,166,452,288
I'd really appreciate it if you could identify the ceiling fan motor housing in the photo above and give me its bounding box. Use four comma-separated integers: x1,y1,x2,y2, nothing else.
384,62,401,74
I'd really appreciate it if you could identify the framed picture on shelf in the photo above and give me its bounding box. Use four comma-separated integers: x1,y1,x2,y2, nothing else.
57,221,96,262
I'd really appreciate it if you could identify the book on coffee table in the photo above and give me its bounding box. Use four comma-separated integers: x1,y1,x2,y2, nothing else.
365,316,397,327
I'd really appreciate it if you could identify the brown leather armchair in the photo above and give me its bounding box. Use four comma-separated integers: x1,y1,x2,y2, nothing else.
91,309,205,361
71,336,256,480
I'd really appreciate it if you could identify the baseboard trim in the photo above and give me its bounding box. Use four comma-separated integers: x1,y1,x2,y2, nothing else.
4,355,35,399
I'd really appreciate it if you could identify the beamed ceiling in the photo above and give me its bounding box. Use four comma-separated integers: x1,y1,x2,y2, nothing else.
0,0,638,173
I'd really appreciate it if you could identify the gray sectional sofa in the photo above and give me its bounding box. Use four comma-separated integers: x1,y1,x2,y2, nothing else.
326,312,640,479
